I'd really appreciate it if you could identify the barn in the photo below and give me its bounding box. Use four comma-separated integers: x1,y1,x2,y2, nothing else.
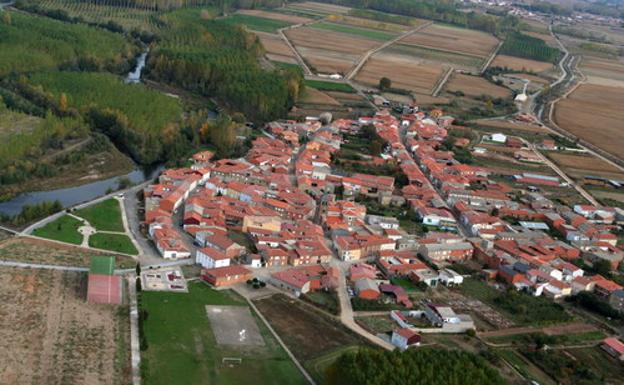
87,256,122,305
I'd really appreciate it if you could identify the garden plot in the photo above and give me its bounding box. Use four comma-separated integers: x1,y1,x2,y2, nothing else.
445,74,512,98
255,32,298,64
491,54,553,73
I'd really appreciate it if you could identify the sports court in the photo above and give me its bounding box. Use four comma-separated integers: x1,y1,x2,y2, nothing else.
205,305,265,346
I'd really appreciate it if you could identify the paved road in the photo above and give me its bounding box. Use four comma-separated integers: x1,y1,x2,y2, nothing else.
334,263,395,350
122,187,162,265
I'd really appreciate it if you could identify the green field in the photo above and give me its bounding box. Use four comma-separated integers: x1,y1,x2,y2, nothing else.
0,10,137,76
89,232,138,255
311,21,396,40
304,79,355,93
222,14,292,33
74,199,124,232
32,214,83,245
140,283,307,385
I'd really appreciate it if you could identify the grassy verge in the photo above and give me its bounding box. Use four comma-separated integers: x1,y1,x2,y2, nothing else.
89,233,138,255
74,198,124,232
32,215,83,245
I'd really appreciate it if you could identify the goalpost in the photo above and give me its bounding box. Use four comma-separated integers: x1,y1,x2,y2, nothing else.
221,357,242,366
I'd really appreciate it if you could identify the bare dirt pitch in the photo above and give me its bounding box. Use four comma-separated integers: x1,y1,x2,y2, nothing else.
554,83,624,160
0,267,130,385
205,305,265,347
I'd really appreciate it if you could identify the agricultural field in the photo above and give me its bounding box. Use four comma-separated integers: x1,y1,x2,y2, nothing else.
256,32,297,64
445,74,512,98
490,54,554,73
355,51,445,94
253,294,368,384
0,236,135,268
0,267,131,385
285,26,379,74
300,87,341,106
472,118,550,136
237,9,311,25
580,56,624,86
554,83,624,160
285,1,351,16
400,23,499,59
385,44,484,71
325,14,413,33
310,21,397,41
222,13,292,33
0,11,137,77
140,283,307,385
547,152,624,180
304,79,356,93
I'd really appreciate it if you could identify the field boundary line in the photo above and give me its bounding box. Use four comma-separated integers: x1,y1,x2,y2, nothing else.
347,20,433,80
277,20,320,76
432,67,453,96
238,290,317,385
480,39,504,74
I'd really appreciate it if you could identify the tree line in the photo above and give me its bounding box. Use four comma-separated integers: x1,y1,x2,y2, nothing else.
326,347,506,385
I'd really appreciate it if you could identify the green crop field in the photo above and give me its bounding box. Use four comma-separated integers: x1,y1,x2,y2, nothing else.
89,232,138,255
0,11,137,77
140,282,307,385
74,199,124,232
304,79,356,93
311,21,396,40
222,14,292,33
32,215,83,245
29,71,183,134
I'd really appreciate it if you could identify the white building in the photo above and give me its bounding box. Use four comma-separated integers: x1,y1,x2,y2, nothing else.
196,248,231,269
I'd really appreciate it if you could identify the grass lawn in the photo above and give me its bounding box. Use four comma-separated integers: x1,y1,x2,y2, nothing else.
141,283,307,385
74,199,124,232
304,79,356,93
302,290,340,315
32,215,83,245
222,14,292,33
311,21,396,40
89,233,138,255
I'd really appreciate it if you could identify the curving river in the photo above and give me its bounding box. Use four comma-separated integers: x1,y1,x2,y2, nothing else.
0,166,163,216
